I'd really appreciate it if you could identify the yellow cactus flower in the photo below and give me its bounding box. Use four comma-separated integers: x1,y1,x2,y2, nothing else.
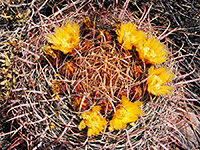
78,106,107,136
147,66,175,96
47,22,80,54
109,96,144,131
116,22,146,50
136,36,168,64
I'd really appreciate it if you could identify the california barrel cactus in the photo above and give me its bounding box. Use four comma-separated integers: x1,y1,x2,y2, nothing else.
1,0,199,149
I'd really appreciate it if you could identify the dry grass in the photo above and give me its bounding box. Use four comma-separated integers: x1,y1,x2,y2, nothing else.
0,0,199,149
